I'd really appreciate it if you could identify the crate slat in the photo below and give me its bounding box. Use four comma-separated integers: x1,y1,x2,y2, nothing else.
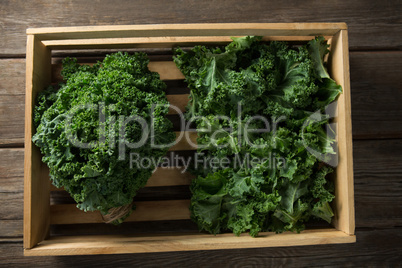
166,94,189,114
50,200,191,225
27,23,346,40
145,167,193,187
148,61,185,80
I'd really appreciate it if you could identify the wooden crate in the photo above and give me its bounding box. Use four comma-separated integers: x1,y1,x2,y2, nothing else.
24,23,355,256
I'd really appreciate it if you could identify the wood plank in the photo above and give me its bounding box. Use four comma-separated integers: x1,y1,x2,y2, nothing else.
0,59,25,146
0,192,24,220
24,35,51,249
328,29,354,235
166,94,188,114
49,200,191,225
148,61,185,80
0,148,24,192
0,228,398,266
27,23,346,38
353,139,402,228
146,167,193,187
350,52,402,139
49,220,198,237
0,220,23,238
41,35,330,50
0,228,400,266
0,148,25,235
1,1,401,55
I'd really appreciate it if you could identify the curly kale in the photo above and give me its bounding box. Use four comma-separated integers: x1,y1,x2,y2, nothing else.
174,36,341,236
33,52,175,223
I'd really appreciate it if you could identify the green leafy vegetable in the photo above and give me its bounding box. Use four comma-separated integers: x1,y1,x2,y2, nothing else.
33,52,175,223
174,36,340,236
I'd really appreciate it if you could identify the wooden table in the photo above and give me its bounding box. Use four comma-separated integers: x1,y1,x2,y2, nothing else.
1,1,401,266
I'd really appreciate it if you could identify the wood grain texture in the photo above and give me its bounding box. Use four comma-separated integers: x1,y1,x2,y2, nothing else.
0,0,401,55
353,139,402,228
0,228,401,267
350,52,402,139
0,192,23,220
0,148,24,193
27,23,345,38
0,220,23,239
0,59,25,146
23,229,355,256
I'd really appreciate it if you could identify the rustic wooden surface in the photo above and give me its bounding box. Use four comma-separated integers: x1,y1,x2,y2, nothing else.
0,0,401,266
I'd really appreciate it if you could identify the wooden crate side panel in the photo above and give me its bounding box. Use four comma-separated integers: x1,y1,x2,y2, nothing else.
328,30,355,235
24,24,354,255
24,36,52,249
41,36,333,50
27,23,347,40
23,229,355,256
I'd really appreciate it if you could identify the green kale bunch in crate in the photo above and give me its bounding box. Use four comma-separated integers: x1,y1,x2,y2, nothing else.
33,52,175,224
174,36,341,236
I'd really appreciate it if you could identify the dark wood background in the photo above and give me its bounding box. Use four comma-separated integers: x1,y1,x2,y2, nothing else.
1,0,401,266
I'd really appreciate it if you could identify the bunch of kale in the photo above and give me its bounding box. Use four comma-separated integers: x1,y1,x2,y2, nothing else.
174,36,341,236
33,52,175,223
